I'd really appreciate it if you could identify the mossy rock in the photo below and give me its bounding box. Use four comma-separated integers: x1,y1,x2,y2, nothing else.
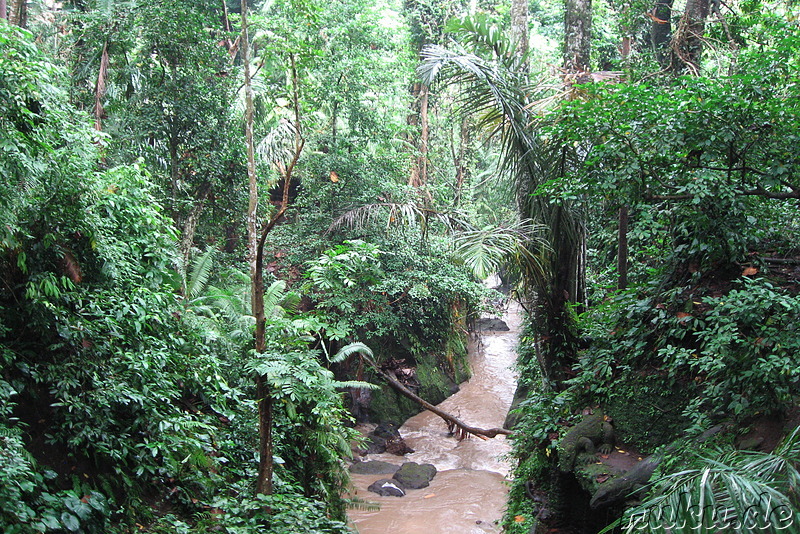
605,374,694,453
367,385,420,424
349,460,400,475
392,461,437,489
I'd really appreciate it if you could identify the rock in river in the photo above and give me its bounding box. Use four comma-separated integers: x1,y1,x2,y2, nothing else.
368,478,406,497
349,460,400,475
392,462,437,489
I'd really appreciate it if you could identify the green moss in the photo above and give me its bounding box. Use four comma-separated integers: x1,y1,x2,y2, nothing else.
574,461,613,494
367,384,419,424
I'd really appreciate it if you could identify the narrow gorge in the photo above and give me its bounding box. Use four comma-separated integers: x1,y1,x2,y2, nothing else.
347,304,522,533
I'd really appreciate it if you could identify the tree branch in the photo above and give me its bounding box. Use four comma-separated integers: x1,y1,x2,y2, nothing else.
645,186,800,201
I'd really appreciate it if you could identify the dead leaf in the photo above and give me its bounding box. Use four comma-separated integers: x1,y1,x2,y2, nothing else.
423,493,436,499
514,515,526,523
596,474,610,483
676,312,692,320
330,171,339,183
742,266,758,276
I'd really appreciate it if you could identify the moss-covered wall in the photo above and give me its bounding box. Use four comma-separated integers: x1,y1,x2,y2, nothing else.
365,328,472,425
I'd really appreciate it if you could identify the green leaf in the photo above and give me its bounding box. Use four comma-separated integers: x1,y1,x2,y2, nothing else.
60,512,80,532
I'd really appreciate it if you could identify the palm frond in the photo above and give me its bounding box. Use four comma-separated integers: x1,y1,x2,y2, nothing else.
256,118,297,172
453,220,549,280
328,201,471,235
343,496,381,512
611,429,800,534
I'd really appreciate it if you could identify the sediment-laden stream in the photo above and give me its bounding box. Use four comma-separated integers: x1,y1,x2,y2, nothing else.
347,304,521,533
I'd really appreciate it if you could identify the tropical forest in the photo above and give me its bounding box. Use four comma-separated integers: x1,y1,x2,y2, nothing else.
1,0,799,532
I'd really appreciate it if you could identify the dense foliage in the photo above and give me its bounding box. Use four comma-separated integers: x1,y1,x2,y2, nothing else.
4,0,800,532
499,4,800,533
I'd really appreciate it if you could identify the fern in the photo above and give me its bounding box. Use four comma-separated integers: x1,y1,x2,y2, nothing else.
330,341,372,363
184,247,215,300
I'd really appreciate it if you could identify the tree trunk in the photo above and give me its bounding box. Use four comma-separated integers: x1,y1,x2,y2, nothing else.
1,0,7,21
617,205,629,290
359,353,512,439
94,41,110,131
511,0,529,63
408,82,430,200
9,0,26,27
180,183,212,272
452,116,469,207
651,0,673,68
670,0,709,74
525,151,586,388
564,0,592,70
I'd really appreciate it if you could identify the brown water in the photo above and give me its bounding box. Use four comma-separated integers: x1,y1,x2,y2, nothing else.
347,303,521,533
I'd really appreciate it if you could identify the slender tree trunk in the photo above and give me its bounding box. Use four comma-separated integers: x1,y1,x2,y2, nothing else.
241,0,273,498
1,0,7,21
511,0,529,63
220,0,235,52
564,0,592,70
529,151,586,387
359,353,511,439
9,0,25,27
617,205,629,290
670,0,709,74
408,82,430,199
452,116,469,207
180,183,212,272
651,0,673,68
169,124,181,201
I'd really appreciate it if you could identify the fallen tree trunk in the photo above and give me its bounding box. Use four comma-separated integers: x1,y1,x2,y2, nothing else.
359,354,513,440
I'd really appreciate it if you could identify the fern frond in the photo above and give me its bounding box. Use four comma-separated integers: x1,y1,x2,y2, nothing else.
330,342,373,363
263,280,288,317
185,247,215,300
333,380,379,391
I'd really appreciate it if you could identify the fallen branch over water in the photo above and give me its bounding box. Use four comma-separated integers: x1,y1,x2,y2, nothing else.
357,353,513,440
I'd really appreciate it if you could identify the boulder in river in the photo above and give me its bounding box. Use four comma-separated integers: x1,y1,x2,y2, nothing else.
392,461,437,489
365,421,414,455
349,460,400,475
475,317,510,332
368,478,406,497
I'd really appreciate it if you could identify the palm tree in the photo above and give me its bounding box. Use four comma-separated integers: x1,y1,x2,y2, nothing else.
418,22,585,387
